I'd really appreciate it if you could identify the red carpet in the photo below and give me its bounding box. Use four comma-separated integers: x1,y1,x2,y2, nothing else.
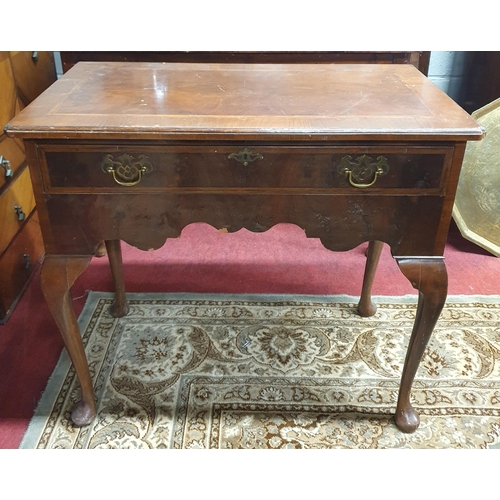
1,221,499,448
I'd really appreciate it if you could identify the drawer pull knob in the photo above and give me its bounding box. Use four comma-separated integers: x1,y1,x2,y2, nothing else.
338,155,389,189
228,148,263,166
0,156,13,179
14,206,25,221
101,154,153,187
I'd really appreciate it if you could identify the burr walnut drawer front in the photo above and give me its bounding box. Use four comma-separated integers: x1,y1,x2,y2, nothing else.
39,144,453,193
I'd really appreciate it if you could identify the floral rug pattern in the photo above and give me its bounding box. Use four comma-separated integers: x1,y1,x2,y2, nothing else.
21,292,500,449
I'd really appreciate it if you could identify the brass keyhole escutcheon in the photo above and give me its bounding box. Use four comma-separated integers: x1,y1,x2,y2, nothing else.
228,148,263,166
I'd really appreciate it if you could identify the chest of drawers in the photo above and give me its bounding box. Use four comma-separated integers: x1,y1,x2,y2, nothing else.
5,62,483,432
0,51,56,323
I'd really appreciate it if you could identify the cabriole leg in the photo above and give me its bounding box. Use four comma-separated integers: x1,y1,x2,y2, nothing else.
40,254,94,426
394,257,448,433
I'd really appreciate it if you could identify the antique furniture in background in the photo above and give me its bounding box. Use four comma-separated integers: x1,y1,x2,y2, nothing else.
460,52,500,113
0,51,56,323
60,51,431,75
5,62,482,432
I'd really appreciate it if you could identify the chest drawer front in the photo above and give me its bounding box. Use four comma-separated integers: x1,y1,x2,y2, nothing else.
9,51,57,105
0,137,26,189
39,145,453,194
0,211,43,322
0,53,16,132
0,167,36,255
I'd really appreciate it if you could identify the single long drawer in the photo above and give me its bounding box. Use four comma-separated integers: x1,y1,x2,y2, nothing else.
39,144,454,194
0,167,36,255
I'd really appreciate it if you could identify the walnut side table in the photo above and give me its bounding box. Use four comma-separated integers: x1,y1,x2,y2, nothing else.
5,62,484,433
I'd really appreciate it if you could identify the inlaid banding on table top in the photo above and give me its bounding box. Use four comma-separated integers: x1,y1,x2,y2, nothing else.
38,144,454,194
5,63,484,141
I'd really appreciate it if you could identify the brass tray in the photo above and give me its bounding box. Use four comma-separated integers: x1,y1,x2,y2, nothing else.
453,97,500,257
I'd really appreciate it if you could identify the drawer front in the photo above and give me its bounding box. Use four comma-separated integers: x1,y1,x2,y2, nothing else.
0,211,43,322
0,167,36,255
0,136,26,190
9,51,57,105
0,52,16,132
40,145,453,194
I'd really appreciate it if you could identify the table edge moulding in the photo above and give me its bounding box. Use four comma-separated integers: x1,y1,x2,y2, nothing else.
4,62,484,434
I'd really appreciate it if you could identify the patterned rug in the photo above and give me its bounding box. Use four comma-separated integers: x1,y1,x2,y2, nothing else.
20,292,500,449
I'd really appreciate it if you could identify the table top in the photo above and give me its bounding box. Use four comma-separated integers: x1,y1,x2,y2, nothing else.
5,62,484,142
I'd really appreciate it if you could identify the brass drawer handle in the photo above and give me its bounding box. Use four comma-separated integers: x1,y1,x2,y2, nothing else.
14,206,25,221
228,148,263,166
101,154,153,187
337,155,389,189
0,156,13,179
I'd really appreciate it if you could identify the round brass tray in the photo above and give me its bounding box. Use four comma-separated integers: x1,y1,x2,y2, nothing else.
453,97,500,257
